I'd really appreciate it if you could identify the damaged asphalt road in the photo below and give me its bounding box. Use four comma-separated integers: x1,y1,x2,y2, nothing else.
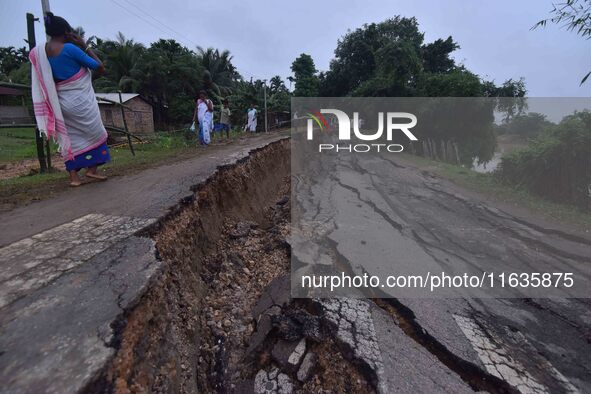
292,150,591,393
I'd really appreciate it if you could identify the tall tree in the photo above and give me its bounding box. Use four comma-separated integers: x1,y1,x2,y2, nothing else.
290,53,319,97
0,46,28,81
137,39,203,124
268,76,290,112
93,32,145,92
319,17,425,96
421,37,459,73
196,47,240,98
269,75,287,94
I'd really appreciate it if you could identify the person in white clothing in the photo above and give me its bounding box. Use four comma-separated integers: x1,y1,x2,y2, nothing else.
192,90,213,145
246,104,258,132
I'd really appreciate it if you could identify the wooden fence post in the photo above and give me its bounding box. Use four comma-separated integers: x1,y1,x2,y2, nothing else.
27,13,48,173
118,91,135,156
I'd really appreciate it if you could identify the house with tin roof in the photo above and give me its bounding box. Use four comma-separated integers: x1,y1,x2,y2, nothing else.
95,93,154,135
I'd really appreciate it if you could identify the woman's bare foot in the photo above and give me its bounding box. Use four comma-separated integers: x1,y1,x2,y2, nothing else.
86,173,108,180
69,170,82,187
85,166,108,181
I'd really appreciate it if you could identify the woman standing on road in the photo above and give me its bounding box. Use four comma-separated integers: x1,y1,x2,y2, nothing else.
193,90,214,145
246,104,258,132
29,12,109,187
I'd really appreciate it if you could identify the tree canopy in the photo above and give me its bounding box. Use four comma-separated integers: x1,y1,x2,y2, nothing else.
290,54,319,97
316,16,525,98
0,46,29,83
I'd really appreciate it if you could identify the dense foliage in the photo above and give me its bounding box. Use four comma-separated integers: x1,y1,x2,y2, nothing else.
0,46,30,84
291,17,526,165
89,35,290,127
495,112,553,138
91,35,231,126
290,54,319,97
497,111,591,207
313,17,525,99
0,31,290,127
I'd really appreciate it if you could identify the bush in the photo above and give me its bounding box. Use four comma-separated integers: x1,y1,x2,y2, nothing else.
497,111,591,208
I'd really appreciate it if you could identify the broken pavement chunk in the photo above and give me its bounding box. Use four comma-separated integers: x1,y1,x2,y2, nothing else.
251,274,291,319
254,367,293,394
297,351,318,382
247,313,274,355
271,338,306,372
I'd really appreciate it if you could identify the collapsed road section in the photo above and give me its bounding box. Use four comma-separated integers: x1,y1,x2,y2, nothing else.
0,137,289,393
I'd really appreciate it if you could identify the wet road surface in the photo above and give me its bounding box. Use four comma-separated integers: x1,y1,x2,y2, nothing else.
292,151,591,393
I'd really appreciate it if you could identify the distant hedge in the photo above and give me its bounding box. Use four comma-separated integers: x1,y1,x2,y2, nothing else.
497,111,591,209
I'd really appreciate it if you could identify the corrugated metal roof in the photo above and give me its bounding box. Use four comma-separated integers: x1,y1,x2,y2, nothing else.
95,93,139,104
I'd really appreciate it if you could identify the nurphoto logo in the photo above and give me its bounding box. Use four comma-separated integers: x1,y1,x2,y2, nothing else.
306,109,418,153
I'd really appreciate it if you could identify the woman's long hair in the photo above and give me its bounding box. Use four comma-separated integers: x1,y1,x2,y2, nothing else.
44,12,73,37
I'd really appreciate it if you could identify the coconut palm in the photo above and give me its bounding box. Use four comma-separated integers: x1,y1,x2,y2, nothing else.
72,26,97,47
94,32,145,92
196,47,240,97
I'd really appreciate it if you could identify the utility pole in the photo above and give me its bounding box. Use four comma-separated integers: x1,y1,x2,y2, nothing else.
26,12,47,173
41,0,51,26
263,79,268,133
40,0,52,169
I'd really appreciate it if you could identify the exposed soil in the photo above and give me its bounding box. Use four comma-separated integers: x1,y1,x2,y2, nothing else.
89,139,292,393
85,138,377,393
0,155,66,180
196,182,291,392
299,339,375,394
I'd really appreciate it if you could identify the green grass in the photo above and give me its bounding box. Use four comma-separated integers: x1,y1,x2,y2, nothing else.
0,125,251,164
401,153,591,232
0,128,58,163
0,128,263,210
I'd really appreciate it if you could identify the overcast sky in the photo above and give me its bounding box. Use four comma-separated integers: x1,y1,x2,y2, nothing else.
1,0,590,96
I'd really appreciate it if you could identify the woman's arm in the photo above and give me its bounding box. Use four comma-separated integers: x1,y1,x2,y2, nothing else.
84,48,105,76
192,102,198,122
66,33,105,76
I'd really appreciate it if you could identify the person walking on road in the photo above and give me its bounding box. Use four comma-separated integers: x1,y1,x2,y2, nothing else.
193,90,214,145
246,104,258,132
30,12,109,187
216,99,231,139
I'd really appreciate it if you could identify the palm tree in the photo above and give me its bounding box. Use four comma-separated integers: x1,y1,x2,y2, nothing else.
94,32,145,92
196,47,240,97
72,26,96,47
